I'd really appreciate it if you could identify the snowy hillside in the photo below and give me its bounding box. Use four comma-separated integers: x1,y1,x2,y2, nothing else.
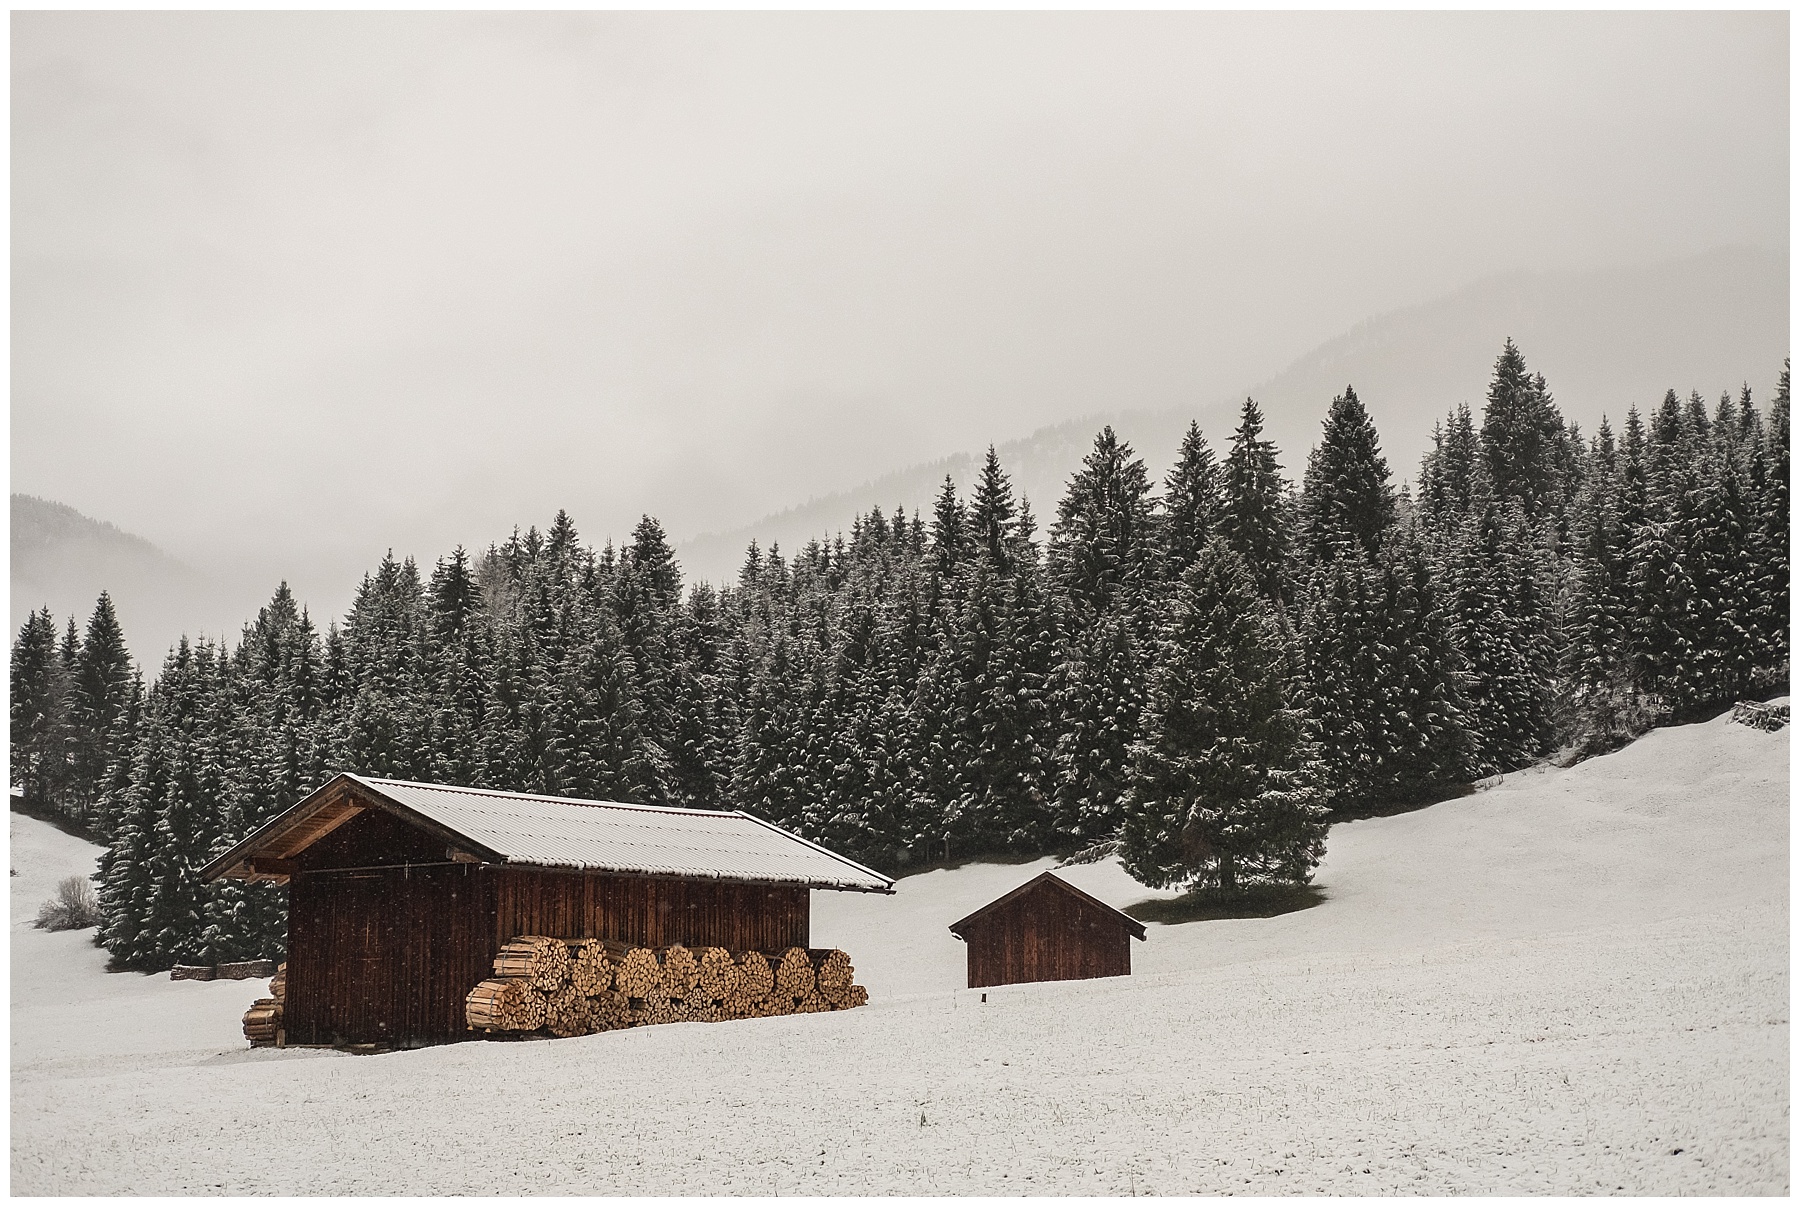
12,707,1787,1194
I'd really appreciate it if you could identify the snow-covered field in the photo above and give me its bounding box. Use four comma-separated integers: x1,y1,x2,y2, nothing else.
11,708,1788,1194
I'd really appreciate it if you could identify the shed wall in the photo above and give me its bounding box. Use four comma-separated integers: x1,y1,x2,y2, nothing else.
961,885,1134,988
286,863,495,1045
494,870,808,953
284,864,811,1045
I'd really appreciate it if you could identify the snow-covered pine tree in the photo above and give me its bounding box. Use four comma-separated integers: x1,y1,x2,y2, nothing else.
968,447,1018,573
1378,530,1478,796
1118,539,1328,892
814,595,916,867
10,607,69,820
1293,534,1473,812
1157,420,1224,581
662,582,735,811
625,513,683,613
558,603,666,803
1049,609,1145,842
136,639,228,968
1297,385,1396,565
423,550,489,785
1045,427,1155,846
1752,363,1790,681
1444,496,1554,773
90,667,145,842
1296,551,1379,809
731,626,813,832
50,617,84,819
1560,419,1640,750
611,530,679,784
905,604,969,862
1220,397,1291,604
70,592,138,836
1480,338,1571,522
98,672,173,969
1048,426,1156,620
1663,441,1759,712
945,474,1056,854
1417,403,1480,539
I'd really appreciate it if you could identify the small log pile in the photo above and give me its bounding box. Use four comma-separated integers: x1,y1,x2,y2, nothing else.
1732,700,1790,731
180,958,278,982
242,961,288,1047
464,938,869,1038
493,935,571,989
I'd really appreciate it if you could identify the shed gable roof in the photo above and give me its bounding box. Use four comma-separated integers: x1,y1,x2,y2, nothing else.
947,871,1148,940
200,772,894,893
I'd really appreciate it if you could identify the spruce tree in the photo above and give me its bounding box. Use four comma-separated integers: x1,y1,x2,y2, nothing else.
947,552,1054,853
10,607,67,817
559,605,665,802
626,514,683,613
1119,540,1327,892
1048,611,1143,842
930,476,968,581
968,448,1018,573
1445,497,1554,771
663,583,734,811
1158,420,1223,580
1561,419,1637,749
1048,426,1155,620
1220,397,1290,603
1297,385,1395,564
731,627,814,832
1754,363,1790,678
98,687,169,969
129,639,228,968
1480,339,1569,520
906,608,969,862
1294,539,1472,812
71,592,138,836
1417,403,1480,537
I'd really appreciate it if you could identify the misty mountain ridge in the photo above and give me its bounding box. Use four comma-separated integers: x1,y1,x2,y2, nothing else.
11,494,209,666
677,244,1786,585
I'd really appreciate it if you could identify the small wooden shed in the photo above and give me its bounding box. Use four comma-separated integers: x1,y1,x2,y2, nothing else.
201,773,893,1045
947,871,1146,989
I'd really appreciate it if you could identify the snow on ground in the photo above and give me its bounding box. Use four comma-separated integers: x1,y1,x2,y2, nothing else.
11,708,1788,1194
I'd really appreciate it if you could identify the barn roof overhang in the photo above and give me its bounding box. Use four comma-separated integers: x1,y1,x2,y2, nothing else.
198,772,895,894
947,870,1148,941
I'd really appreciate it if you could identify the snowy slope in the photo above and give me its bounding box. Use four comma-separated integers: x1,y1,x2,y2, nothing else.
11,708,1788,1194
9,814,280,1064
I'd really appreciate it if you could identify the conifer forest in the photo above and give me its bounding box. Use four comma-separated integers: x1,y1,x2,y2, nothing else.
11,342,1791,971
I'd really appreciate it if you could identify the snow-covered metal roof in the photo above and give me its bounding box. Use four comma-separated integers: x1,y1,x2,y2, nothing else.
201,772,894,893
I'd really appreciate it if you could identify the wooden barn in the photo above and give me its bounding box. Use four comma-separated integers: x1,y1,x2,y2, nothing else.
201,773,893,1045
947,871,1146,989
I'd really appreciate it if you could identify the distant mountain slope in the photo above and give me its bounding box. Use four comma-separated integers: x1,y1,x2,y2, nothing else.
678,245,1787,586
11,494,208,665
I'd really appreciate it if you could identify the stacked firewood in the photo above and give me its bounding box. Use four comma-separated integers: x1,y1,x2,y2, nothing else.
465,937,868,1037
1732,700,1790,731
242,962,287,1047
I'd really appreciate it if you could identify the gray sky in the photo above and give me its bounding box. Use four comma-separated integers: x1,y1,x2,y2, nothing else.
12,11,1788,626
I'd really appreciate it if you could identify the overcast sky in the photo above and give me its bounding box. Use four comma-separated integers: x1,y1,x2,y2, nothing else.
12,11,1788,619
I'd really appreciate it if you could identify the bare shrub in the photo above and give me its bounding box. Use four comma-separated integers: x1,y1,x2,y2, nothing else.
34,876,102,931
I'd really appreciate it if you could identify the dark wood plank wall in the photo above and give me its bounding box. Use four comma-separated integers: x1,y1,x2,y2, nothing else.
962,884,1133,989
286,863,495,1045
494,870,808,953
294,804,457,870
